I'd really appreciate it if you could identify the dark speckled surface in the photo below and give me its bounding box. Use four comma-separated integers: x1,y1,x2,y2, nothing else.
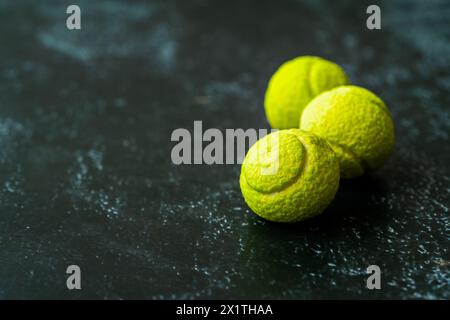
0,0,449,299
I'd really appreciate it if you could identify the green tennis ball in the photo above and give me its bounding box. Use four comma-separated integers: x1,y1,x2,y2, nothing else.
264,56,349,129
240,129,340,223
300,85,395,179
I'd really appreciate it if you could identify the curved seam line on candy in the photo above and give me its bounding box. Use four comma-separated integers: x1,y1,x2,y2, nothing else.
331,140,369,172
367,97,392,118
246,135,308,195
291,60,319,126
295,61,315,125
306,61,316,99
269,134,308,195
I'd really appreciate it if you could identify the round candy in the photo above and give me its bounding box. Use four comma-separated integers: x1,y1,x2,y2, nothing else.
240,129,340,222
264,56,349,129
300,85,395,178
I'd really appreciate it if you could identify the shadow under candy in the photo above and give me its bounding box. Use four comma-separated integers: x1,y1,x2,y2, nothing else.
235,174,393,298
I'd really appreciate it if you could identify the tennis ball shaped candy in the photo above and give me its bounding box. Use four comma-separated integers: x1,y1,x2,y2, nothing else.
264,56,349,129
240,129,340,223
300,85,395,179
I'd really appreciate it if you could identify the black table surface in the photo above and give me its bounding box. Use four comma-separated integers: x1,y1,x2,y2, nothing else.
0,0,449,299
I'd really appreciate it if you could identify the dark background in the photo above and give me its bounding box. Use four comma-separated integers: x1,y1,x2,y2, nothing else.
0,0,449,299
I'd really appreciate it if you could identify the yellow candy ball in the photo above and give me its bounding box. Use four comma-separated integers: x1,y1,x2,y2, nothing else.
300,85,395,179
264,56,349,129
240,129,340,222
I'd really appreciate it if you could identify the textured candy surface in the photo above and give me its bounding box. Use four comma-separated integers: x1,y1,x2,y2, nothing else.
240,129,340,222
300,85,395,178
264,56,349,129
